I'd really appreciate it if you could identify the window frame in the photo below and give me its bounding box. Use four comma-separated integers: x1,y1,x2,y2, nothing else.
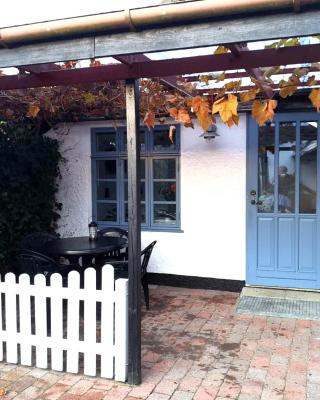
91,125,181,231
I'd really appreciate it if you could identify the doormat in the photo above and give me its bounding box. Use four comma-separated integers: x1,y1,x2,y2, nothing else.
237,295,320,320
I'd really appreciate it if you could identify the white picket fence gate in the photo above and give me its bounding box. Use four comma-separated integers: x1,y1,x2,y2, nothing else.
0,265,128,382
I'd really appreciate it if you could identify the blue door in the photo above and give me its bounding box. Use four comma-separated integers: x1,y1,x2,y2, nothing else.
247,113,320,289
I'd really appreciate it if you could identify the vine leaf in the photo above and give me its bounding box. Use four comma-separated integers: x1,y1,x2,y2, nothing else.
279,75,300,98
240,89,257,103
168,107,193,127
26,104,40,118
169,125,176,143
189,96,213,131
214,46,230,55
212,94,238,125
252,99,277,126
309,89,320,112
143,111,155,129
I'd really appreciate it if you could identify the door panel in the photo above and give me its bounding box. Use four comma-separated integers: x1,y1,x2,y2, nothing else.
247,114,320,289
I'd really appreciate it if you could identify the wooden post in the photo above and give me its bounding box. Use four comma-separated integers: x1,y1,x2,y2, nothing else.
125,79,141,385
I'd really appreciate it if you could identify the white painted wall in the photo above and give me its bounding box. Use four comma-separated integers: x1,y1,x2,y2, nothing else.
49,116,247,281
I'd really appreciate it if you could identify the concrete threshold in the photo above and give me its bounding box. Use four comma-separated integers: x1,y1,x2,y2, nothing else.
241,286,320,302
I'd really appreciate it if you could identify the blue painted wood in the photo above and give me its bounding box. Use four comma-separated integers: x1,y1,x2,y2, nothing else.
247,113,320,289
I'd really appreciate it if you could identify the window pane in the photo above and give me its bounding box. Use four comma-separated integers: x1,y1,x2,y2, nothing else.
125,203,146,223
153,128,177,151
123,131,145,152
300,121,317,214
124,159,145,179
153,204,176,225
258,123,275,213
279,122,296,213
153,159,176,179
96,131,117,152
154,182,176,202
97,160,117,179
97,182,117,201
124,182,145,201
97,203,117,222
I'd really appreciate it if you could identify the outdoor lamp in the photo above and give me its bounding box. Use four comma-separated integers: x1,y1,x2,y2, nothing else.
200,124,219,141
88,221,98,241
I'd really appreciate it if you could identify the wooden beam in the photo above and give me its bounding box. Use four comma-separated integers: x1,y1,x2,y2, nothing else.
0,9,319,68
126,79,141,386
228,43,274,98
114,55,191,96
1,44,320,90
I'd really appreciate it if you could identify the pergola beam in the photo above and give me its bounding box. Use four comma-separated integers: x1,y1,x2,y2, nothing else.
0,9,319,68
1,44,320,90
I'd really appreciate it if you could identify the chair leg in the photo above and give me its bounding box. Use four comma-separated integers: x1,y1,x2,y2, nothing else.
142,278,149,310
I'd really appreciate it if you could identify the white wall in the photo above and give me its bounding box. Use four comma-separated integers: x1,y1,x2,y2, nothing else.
49,116,247,281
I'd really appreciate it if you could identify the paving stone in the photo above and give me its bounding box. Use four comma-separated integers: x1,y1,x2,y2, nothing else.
68,379,94,395
170,390,194,400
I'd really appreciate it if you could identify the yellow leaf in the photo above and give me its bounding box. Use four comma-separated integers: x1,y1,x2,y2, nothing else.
26,104,40,118
214,46,229,55
309,89,320,112
169,107,193,127
224,81,241,92
279,75,300,98
199,75,210,85
252,100,277,126
143,111,155,129
212,94,238,124
195,97,212,131
214,72,226,82
240,89,257,102
83,93,97,106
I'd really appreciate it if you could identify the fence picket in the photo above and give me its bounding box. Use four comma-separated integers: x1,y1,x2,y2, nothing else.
83,268,96,376
5,273,18,364
114,278,128,382
50,273,63,371
19,274,32,366
34,274,48,369
0,278,3,362
66,270,80,374
100,265,115,379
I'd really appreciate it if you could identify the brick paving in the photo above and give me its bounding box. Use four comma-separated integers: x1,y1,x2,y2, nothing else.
0,285,320,399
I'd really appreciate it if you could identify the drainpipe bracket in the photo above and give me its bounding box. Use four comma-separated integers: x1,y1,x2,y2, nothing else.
124,9,137,32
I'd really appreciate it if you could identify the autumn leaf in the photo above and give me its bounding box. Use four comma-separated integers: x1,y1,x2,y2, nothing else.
214,46,229,55
227,114,240,128
307,75,317,86
168,107,178,120
169,107,193,127
0,388,6,396
224,81,241,92
169,125,176,143
212,94,238,124
293,67,309,78
199,75,210,85
252,99,277,126
279,75,300,98
90,58,102,67
63,60,77,69
83,93,97,106
143,111,155,129
263,66,281,79
26,104,40,118
214,72,226,82
240,89,257,102
309,89,320,112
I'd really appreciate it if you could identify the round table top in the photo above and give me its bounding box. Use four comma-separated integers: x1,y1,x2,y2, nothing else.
42,236,127,256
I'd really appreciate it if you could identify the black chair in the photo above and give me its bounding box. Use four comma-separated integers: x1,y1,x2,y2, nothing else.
17,250,70,284
109,241,157,310
95,227,128,264
20,232,59,252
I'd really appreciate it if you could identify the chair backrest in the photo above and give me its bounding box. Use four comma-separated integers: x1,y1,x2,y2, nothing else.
20,232,59,252
141,241,157,277
17,250,60,278
98,227,128,240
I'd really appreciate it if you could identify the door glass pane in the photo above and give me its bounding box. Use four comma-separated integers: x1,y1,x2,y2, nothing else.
258,123,275,213
97,182,117,200
153,128,177,151
153,159,176,179
154,182,176,202
300,121,317,214
279,122,296,213
96,131,117,152
97,160,117,179
153,204,176,225
97,203,117,222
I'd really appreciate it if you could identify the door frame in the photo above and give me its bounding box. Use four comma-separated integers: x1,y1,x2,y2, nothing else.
246,112,320,289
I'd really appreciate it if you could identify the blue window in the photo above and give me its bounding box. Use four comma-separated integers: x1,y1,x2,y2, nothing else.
91,125,180,230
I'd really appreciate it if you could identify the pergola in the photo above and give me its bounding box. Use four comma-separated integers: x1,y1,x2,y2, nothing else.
1,0,320,385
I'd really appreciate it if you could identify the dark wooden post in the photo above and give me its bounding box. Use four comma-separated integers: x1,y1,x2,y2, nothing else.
125,79,141,385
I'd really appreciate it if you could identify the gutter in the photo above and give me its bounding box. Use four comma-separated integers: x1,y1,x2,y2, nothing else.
0,0,319,46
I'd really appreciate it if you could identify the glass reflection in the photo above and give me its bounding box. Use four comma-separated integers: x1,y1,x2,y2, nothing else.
96,131,117,152
300,122,317,214
153,204,176,224
258,123,275,213
278,122,296,213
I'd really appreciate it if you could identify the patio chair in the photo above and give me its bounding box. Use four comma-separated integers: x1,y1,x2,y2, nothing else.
95,227,128,264
17,250,71,284
108,240,157,310
20,232,59,252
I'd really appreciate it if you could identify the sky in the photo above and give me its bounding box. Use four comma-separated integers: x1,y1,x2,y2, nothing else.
0,1,162,27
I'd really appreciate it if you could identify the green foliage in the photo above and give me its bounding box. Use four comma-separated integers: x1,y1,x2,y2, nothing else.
0,120,62,271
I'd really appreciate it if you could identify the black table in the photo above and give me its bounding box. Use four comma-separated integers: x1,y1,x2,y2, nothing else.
42,236,127,258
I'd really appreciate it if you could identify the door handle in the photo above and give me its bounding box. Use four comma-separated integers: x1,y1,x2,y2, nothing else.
250,190,262,205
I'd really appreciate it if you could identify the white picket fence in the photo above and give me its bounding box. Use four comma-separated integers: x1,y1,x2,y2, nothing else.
0,265,128,381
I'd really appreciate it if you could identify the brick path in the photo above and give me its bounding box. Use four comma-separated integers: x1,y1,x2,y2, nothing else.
0,285,320,399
